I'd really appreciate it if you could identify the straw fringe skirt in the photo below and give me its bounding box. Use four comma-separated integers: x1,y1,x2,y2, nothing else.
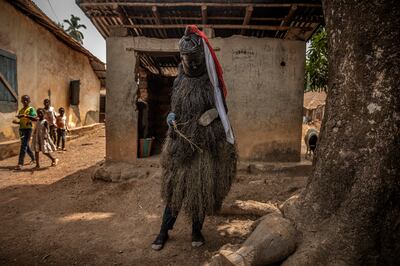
161,72,237,221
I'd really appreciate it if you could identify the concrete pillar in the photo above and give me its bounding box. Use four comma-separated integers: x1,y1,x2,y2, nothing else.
106,37,137,163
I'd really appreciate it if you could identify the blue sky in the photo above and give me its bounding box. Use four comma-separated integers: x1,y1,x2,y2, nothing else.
32,0,106,62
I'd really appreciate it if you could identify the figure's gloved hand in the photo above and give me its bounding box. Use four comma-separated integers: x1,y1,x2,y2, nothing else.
166,112,176,127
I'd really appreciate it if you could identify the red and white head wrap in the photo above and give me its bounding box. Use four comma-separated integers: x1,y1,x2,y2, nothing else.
185,25,234,144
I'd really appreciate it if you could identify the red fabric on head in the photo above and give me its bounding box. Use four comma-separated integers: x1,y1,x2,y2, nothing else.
186,25,227,98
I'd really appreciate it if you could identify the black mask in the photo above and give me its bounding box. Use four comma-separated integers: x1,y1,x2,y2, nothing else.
178,33,206,77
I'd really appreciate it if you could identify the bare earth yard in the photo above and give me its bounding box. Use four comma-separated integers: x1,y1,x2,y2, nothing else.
0,127,311,265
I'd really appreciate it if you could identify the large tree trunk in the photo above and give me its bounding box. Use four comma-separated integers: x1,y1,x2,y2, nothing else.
283,1,400,265
210,2,399,265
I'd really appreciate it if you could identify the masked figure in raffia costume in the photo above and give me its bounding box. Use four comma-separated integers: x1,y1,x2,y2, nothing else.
152,25,237,250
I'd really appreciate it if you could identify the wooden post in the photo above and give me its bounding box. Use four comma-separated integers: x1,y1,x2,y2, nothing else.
241,5,253,35
152,6,168,38
201,5,207,25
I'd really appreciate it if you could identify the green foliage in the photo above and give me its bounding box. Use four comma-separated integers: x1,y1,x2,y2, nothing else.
305,27,328,92
63,15,86,44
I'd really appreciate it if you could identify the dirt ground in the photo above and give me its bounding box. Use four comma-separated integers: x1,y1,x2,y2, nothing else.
0,126,312,265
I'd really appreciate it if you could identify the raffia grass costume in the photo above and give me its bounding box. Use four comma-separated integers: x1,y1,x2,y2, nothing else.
160,65,237,221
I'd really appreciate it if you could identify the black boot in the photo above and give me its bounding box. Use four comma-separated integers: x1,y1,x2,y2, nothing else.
151,232,169,251
191,217,205,247
151,206,177,251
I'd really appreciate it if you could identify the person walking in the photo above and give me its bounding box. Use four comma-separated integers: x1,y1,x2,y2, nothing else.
13,95,37,170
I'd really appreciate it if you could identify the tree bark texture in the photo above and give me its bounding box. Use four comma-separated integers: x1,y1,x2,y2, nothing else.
283,1,400,265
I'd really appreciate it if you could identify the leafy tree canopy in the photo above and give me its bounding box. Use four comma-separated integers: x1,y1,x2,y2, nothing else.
305,27,328,92
63,14,86,44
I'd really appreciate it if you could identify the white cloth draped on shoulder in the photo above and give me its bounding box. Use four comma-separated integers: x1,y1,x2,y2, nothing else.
202,39,235,144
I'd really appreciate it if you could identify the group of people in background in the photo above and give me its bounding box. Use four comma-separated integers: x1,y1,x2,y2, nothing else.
13,95,69,170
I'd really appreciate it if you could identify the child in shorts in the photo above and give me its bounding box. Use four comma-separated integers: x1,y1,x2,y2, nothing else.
56,107,69,151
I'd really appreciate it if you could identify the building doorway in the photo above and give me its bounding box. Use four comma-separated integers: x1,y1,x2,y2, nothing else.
135,51,180,157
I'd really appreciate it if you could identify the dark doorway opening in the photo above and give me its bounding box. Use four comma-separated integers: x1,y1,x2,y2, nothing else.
99,92,106,123
135,51,180,157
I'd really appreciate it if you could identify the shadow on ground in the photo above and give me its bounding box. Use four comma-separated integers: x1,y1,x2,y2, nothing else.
0,160,311,265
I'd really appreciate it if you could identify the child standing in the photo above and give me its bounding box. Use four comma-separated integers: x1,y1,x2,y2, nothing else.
32,108,58,168
13,95,37,170
56,107,69,151
43,99,57,144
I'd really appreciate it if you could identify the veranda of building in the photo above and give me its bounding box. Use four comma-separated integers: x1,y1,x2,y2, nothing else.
77,0,323,163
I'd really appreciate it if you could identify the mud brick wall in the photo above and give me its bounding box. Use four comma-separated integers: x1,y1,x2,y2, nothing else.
106,35,304,162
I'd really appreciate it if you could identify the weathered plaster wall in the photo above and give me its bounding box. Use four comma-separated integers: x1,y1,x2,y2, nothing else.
106,35,304,162
0,1,100,142
105,37,137,163
213,36,305,161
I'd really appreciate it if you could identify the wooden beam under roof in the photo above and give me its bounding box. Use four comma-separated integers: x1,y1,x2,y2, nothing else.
116,6,137,36
98,16,112,36
147,54,162,74
157,15,323,23
276,4,298,38
83,12,323,24
89,15,288,22
79,2,322,8
152,5,167,38
139,53,159,74
90,17,108,37
201,5,207,25
116,24,312,31
284,5,299,24
240,5,253,35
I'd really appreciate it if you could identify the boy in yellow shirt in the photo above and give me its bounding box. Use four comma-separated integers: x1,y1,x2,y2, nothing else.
13,95,37,170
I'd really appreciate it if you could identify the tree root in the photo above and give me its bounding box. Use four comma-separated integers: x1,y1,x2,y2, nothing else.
220,200,281,217
209,213,298,266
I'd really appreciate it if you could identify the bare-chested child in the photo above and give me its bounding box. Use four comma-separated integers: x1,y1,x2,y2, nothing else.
56,107,69,151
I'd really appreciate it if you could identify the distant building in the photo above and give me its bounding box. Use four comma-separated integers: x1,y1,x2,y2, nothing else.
0,0,105,143
303,91,327,123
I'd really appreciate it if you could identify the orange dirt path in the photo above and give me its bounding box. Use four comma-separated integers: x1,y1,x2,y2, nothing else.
0,127,310,265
